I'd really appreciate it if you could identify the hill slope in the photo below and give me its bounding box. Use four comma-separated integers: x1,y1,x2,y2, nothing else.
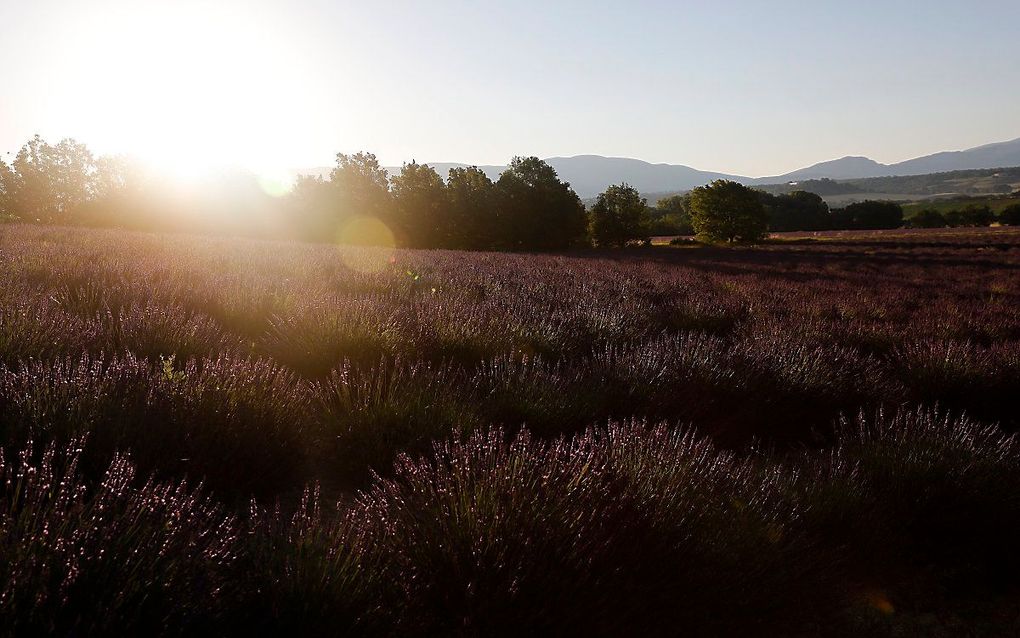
294,136,1020,198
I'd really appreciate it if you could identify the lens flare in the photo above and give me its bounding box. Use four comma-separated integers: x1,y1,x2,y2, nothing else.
257,172,295,198
337,216,396,273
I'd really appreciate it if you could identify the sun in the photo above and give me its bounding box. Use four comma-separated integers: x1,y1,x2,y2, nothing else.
63,1,319,181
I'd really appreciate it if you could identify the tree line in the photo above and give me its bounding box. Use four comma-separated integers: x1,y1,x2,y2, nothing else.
3,135,1018,249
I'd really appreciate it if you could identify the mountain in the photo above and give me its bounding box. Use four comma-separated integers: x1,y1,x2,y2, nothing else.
762,137,1020,184
294,136,1020,198
758,156,889,182
541,156,740,199
890,137,1020,175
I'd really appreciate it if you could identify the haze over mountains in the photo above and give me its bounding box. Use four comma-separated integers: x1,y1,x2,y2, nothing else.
300,136,1020,198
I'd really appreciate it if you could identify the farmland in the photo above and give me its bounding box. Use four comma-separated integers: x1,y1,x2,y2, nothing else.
3,223,1020,635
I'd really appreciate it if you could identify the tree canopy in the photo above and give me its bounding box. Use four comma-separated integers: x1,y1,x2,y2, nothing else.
999,203,1020,226
0,135,99,222
760,190,829,232
446,166,500,249
650,194,694,236
390,162,448,248
831,201,903,230
589,184,650,247
904,209,947,229
496,157,587,250
688,180,768,243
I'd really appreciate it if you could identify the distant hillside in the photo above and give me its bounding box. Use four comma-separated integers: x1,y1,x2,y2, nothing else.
760,158,887,182
294,135,1020,198
759,167,1020,201
758,137,1020,183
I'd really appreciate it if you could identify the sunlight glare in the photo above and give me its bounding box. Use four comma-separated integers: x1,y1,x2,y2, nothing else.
63,1,320,179
338,216,396,273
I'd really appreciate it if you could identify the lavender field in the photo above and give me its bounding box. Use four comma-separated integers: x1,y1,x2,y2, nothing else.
3,223,1020,635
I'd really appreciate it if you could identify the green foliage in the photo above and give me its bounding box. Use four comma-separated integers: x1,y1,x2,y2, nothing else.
944,204,995,227
588,183,650,247
832,200,903,230
495,156,588,250
904,208,947,228
761,190,830,231
445,166,500,249
999,203,1020,225
390,162,448,248
687,179,768,243
330,152,393,227
0,135,99,222
650,193,694,235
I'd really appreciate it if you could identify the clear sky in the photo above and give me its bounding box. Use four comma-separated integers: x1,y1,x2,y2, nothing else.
2,0,1018,177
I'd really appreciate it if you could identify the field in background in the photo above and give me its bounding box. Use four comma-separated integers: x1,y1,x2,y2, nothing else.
3,223,1020,635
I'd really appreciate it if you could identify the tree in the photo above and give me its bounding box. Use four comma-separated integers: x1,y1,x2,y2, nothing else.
330,152,391,218
761,190,830,232
71,155,149,228
905,209,947,228
998,203,1020,226
495,157,587,250
687,180,768,243
589,183,650,247
0,159,14,219
446,166,500,249
287,175,337,242
290,152,393,243
833,201,903,230
1,135,98,222
955,204,995,227
390,162,448,248
651,193,694,235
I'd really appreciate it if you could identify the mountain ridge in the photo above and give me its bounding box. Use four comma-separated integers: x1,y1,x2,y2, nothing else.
295,136,1020,198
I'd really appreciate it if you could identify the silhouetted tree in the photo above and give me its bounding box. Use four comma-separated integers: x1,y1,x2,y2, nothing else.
0,159,13,219
969,205,996,227
1,135,97,222
72,155,148,228
832,201,903,230
496,157,587,250
330,152,391,219
446,166,500,249
761,190,830,232
998,203,1020,226
905,209,947,228
289,152,393,243
688,180,768,243
589,183,650,247
391,162,448,248
287,174,336,241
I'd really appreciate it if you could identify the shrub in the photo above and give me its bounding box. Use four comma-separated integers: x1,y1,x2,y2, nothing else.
232,486,391,635
312,359,478,484
0,354,313,499
0,439,238,636
354,424,836,635
799,409,1020,608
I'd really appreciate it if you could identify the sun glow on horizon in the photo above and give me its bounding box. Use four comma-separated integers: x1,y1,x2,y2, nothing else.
52,1,330,182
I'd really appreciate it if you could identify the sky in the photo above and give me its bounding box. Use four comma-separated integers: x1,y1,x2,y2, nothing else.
1,0,1018,177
